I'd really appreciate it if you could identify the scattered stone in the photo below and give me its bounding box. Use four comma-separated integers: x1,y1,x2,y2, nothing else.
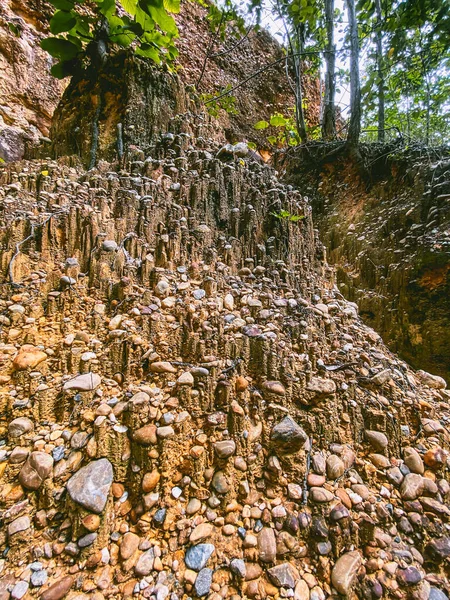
63,373,101,392
13,345,47,370
331,551,362,596
19,451,54,490
270,416,307,452
258,528,277,563
8,417,33,438
66,458,113,513
185,544,215,571
194,568,213,597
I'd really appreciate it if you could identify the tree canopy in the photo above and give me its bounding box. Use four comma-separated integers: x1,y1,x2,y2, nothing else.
41,0,450,147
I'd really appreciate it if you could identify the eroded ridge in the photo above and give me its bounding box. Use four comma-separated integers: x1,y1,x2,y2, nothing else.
0,133,449,600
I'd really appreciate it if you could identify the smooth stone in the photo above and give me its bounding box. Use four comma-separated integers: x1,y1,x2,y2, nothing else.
67,458,113,513
186,498,202,515
270,416,307,453
287,483,303,501
13,345,47,370
194,568,213,597
403,447,424,474
149,361,176,373
258,528,277,563
212,471,229,494
309,487,334,503
331,551,362,595
429,588,449,600
177,371,194,386
185,544,215,571
8,515,30,537
11,581,29,600
326,455,345,479
63,373,101,392
262,380,286,396
365,430,388,452
30,570,48,587
306,377,336,396
135,548,155,576
230,558,246,579
19,451,54,490
120,532,140,560
133,425,157,445
40,576,74,600
214,440,236,459
190,523,213,544
268,563,300,588
416,370,446,389
400,473,424,500
8,417,33,438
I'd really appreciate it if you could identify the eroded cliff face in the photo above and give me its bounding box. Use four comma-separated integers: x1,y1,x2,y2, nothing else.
0,0,321,164
1,103,450,600
0,0,66,161
282,149,450,382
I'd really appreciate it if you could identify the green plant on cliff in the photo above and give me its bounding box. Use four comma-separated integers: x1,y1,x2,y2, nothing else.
41,0,181,78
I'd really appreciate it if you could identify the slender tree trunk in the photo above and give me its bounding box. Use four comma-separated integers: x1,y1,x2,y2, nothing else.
374,0,385,142
345,0,361,148
322,0,336,139
294,25,308,143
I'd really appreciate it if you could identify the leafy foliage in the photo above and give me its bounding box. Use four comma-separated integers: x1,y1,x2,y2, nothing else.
200,85,238,117
271,209,305,222
41,0,181,78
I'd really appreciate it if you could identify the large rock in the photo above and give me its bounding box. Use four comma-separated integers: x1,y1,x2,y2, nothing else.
416,370,446,389
13,345,47,370
331,551,362,596
63,373,101,392
8,417,33,438
40,576,74,600
268,563,300,588
19,451,54,490
306,377,336,398
67,459,113,513
185,544,215,571
257,528,277,563
270,416,307,453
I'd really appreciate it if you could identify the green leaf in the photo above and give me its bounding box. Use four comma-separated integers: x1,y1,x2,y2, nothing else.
8,22,20,36
49,0,75,9
136,43,162,62
119,0,137,16
254,120,269,130
98,0,116,17
135,5,155,32
267,135,278,144
140,0,178,35
108,15,136,46
163,0,180,13
50,10,77,35
270,115,287,127
41,37,79,60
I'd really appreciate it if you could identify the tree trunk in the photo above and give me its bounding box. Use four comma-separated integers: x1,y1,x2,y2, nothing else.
374,0,385,142
322,0,336,139
345,0,361,148
294,25,308,143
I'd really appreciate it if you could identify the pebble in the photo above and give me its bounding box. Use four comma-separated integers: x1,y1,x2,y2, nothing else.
66,458,113,513
194,568,213,597
331,551,362,595
63,372,101,391
185,544,215,571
